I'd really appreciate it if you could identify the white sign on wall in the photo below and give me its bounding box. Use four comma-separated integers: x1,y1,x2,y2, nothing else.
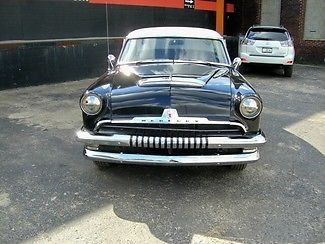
184,0,195,9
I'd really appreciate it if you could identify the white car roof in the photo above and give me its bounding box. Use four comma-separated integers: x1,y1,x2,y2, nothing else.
126,27,223,40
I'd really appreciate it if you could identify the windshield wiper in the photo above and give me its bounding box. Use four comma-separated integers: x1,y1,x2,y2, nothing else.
199,67,230,84
173,60,230,68
121,59,173,65
121,59,231,67
254,38,272,41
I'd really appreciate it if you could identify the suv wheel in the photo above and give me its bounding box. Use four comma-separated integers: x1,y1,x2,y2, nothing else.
229,164,247,171
284,65,293,77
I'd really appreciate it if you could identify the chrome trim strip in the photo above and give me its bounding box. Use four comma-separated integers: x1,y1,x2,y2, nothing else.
196,138,201,149
149,137,154,148
161,137,166,149
202,137,207,149
172,138,178,149
118,59,231,68
155,137,160,148
94,120,111,130
137,136,142,147
143,136,149,148
207,135,266,149
132,136,137,147
84,149,260,165
184,138,189,149
94,119,247,132
190,138,195,149
166,137,171,149
178,137,183,149
77,130,266,149
76,130,131,147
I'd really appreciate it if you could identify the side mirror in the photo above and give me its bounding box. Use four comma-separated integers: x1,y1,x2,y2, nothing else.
107,54,116,70
232,57,242,70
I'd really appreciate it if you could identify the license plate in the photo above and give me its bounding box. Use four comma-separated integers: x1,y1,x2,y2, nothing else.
262,47,272,53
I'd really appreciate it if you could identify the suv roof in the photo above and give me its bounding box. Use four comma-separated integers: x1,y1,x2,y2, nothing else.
249,25,288,31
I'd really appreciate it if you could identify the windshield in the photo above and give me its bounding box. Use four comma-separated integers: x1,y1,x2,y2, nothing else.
247,28,289,41
119,37,229,64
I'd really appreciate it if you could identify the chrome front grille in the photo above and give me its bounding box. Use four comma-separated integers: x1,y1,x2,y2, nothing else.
130,135,208,149
95,120,247,151
97,123,245,137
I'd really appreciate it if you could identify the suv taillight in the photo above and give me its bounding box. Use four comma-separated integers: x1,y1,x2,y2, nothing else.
242,38,256,45
280,40,293,47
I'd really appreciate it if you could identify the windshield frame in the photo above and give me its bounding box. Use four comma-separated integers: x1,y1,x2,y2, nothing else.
117,37,231,66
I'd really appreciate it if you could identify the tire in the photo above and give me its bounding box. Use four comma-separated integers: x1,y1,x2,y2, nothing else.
93,161,112,170
239,64,247,74
284,65,293,77
229,164,247,171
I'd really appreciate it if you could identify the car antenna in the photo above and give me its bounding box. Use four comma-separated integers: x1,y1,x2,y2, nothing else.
105,3,110,70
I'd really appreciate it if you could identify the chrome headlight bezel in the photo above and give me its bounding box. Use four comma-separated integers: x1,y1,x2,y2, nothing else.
80,93,103,116
239,96,262,119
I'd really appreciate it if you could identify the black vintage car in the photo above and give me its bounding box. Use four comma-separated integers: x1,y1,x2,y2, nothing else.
77,27,266,170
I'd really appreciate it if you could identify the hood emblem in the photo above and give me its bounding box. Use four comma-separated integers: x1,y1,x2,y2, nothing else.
163,108,179,121
130,108,210,124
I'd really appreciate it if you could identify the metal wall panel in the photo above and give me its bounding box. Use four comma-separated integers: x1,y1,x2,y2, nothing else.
0,1,215,89
0,1,215,41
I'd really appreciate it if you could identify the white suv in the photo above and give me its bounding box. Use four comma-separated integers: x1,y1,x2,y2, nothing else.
239,26,295,77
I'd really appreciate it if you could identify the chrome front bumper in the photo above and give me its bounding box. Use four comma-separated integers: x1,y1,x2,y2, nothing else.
84,149,260,166
76,129,266,165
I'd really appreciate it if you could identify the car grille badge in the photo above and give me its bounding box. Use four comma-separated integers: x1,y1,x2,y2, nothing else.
130,108,212,124
162,108,179,123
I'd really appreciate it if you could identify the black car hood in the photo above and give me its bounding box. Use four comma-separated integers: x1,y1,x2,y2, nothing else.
109,63,232,120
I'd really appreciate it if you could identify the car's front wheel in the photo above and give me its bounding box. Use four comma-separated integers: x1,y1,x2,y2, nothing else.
239,64,248,74
229,164,247,170
284,65,293,77
93,161,113,170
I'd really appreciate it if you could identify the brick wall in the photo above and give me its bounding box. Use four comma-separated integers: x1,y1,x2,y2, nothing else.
239,0,262,34
238,0,324,63
281,0,324,63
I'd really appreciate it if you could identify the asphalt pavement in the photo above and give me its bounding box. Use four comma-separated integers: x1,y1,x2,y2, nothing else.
0,64,324,243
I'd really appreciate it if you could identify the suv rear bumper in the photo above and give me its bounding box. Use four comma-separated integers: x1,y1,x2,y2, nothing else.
240,53,294,65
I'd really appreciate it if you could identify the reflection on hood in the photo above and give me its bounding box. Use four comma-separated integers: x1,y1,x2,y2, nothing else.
118,63,230,84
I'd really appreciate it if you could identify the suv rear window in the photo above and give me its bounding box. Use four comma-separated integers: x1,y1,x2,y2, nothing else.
247,28,289,41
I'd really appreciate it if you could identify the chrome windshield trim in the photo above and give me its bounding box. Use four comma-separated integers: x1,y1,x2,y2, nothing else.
118,59,231,67
94,119,247,133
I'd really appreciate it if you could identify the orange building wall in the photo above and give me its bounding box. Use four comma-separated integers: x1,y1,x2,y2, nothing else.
89,0,224,34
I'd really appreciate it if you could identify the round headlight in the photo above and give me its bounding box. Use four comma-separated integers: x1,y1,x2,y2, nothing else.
80,94,102,115
239,97,262,119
